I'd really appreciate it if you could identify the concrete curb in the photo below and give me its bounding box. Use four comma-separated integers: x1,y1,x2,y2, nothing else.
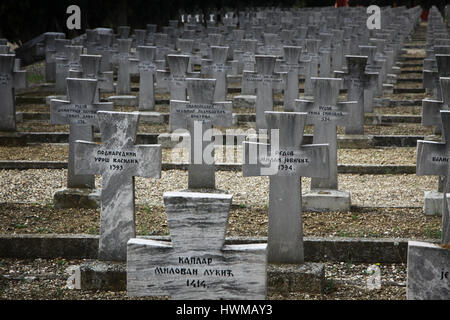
0,234,438,263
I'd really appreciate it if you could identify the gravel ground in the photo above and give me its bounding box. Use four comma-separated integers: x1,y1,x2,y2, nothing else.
0,169,438,208
0,258,407,300
0,145,418,165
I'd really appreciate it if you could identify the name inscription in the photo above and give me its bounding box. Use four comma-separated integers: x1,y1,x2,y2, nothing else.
154,256,235,289
93,149,140,171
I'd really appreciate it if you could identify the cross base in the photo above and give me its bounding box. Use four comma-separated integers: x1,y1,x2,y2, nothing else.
53,188,100,209
302,190,351,212
423,191,444,216
72,260,326,295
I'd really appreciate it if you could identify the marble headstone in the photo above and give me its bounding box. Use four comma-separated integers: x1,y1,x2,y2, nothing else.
127,192,267,299
75,111,162,261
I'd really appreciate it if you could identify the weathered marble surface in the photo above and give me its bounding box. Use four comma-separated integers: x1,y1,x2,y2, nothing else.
417,110,450,243
243,112,329,264
75,111,161,261
127,192,267,299
294,77,356,190
116,39,132,95
243,55,284,130
51,78,113,188
0,54,16,131
407,241,450,300
170,79,232,189
137,46,157,111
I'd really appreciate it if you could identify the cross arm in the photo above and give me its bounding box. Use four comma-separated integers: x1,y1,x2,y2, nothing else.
416,140,448,176
243,141,330,178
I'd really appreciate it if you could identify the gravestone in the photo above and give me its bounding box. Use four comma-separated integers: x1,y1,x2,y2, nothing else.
137,46,157,111
44,33,65,82
422,77,450,215
80,54,114,95
406,241,450,300
294,77,357,211
201,46,230,102
417,110,450,244
282,46,306,111
51,78,113,192
127,192,267,299
301,39,320,97
13,58,27,91
170,78,232,189
335,55,378,134
243,55,283,129
54,39,71,95
96,33,114,72
156,54,199,102
243,111,329,263
75,111,162,261
0,54,16,131
116,39,133,95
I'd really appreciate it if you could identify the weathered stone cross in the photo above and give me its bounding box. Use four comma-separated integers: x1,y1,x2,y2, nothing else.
115,38,133,95
156,54,199,103
201,46,231,102
417,110,450,244
243,111,329,263
0,54,27,131
137,46,157,111
334,55,378,134
127,192,267,299
294,77,357,190
243,55,284,130
75,111,162,261
170,78,232,189
50,78,113,188
281,46,308,111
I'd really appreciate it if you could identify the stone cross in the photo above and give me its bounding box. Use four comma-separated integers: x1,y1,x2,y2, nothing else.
422,76,450,135
75,111,162,261
417,110,450,244
137,46,157,111
54,39,71,95
423,54,450,102
301,39,320,97
44,33,65,82
201,46,231,102
156,54,199,101
281,46,307,111
50,78,113,189
115,39,133,95
334,55,378,134
0,54,17,131
243,111,329,263
243,55,283,130
13,58,27,90
294,77,356,190
176,39,195,72
170,78,232,189
127,192,267,299
76,54,114,102
96,33,114,72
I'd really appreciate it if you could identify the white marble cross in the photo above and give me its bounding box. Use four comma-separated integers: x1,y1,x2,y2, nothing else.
170,78,232,189
137,46,157,111
334,55,378,134
0,54,28,131
243,55,284,130
201,46,232,102
127,192,267,299
115,38,133,95
156,54,200,101
294,77,357,190
75,111,162,261
50,78,113,188
243,111,329,263
417,110,450,244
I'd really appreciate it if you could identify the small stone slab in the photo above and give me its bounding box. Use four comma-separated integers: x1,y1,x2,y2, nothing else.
127,192,267,300
407,241,450,300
